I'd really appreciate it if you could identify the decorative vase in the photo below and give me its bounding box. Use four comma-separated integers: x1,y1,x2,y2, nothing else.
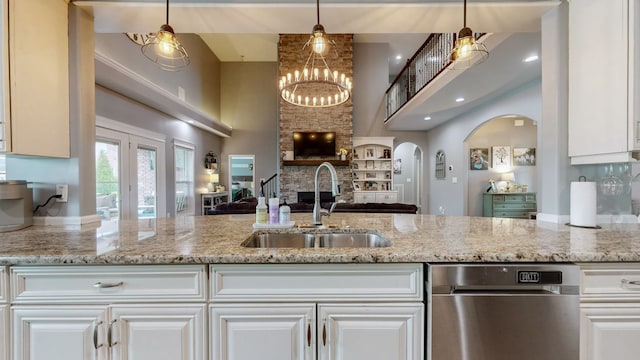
341,154,346,161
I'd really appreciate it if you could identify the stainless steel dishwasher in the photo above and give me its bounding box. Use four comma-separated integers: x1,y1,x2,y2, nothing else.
429,264,579,360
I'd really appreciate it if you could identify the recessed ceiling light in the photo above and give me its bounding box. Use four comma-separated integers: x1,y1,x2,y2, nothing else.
455,97,465,103
523,55,539,63
395,55,402,61
424,116,432,121
186,120,195,124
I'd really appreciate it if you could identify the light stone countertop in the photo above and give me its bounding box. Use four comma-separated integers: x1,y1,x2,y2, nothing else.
0,213,639,265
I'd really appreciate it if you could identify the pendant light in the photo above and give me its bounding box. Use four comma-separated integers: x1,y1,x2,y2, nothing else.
278,0,352,108
141,0,189,71
449,0,488,70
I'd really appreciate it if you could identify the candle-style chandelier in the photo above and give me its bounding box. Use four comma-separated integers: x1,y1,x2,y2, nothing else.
278,0,352,108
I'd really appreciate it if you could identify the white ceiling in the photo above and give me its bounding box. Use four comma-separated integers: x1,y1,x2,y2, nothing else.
76,0,559,130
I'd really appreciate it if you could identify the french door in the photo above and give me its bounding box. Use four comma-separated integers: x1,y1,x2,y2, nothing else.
96,124,166,220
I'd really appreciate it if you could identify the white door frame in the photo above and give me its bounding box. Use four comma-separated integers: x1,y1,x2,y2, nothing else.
96,117,167,219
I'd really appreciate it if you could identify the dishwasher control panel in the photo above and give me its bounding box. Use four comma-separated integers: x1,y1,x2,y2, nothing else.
517,270,562,284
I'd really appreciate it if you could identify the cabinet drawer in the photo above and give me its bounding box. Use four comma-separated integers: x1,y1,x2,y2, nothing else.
0,266,6,303
493,202,537,210
492,211,532,218
353,192,376,203
11,265,207,304
211,263,423,302
375,192,397,203
580,263,640,300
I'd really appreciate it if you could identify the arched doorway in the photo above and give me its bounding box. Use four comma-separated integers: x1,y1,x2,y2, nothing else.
394,142,424,212
464,115,538,216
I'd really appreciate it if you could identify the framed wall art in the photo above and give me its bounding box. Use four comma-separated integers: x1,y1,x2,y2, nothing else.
513,147,536,166
492,146,511,169
469,148,489,170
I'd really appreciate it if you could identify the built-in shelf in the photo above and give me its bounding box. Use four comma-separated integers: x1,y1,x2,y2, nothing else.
282,160,350,167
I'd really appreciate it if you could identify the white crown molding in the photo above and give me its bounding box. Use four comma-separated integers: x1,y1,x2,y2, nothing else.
94,51,232,138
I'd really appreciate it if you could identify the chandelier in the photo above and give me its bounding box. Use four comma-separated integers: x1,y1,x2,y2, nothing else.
448,0,488,70
141,0,189,71
278,0,352,108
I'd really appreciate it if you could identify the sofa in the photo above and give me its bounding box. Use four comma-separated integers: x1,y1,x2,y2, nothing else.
206,197,418,215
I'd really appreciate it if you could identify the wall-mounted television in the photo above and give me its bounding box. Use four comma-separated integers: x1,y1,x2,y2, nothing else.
293,132,336,158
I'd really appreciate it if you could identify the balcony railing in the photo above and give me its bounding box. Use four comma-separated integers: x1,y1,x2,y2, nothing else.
385,33,455,121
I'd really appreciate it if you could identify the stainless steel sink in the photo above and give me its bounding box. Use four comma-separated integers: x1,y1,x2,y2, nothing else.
316,233,391,248
242,232,391,248
242,233,315,248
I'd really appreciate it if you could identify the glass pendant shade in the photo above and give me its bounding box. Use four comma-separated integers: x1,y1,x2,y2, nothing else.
141,0,189,71
448,0,488,70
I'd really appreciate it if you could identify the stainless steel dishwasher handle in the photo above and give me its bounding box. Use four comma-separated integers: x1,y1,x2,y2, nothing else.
621,279,640,290
93,281,124,289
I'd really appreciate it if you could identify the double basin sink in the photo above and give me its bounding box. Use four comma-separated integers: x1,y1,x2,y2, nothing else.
242,231,391,248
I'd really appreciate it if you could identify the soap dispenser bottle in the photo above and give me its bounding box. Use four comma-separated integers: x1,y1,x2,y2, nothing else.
279,200,291,224
256,197,267,224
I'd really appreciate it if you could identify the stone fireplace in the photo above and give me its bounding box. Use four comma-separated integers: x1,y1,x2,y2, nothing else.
278,33,354,203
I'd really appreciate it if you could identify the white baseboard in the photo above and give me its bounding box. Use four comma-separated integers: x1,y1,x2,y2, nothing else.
537,213,639,225
34,214,102,226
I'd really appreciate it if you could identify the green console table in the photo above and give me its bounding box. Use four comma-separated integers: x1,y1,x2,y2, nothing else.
482,192,537,219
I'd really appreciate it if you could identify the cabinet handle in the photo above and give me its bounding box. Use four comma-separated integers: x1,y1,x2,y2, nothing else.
93,320,103,349
108,319,119,347
621,279,640,290
307,323,311,347
322,323,327,346
93,281,124,289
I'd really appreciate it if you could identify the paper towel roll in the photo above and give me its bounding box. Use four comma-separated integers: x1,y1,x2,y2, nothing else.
570,181,597,227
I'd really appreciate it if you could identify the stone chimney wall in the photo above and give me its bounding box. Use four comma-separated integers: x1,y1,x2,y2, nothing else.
278,33,354,203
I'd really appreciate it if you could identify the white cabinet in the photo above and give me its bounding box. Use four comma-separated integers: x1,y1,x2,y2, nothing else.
0,0,69,157
10,265,208,360
319,303,423,360
11,304,206,360
579,263,640,360
12,306,107,360
352,137,397,202
353,191,376,204
353,191,398,204
210,302,423,360
210,304,315,360
209,264,424,360
568,0,639,164
0,305,6,360
1,266,7,360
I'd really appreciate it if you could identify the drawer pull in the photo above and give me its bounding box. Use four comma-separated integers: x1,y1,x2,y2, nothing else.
322,322,327,346
93,281,124,289
93,321,103,349
621,279,640,290
307,323,311,347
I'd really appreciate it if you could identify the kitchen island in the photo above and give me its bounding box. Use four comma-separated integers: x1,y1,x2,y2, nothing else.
0,213,638,264
1,213,639,360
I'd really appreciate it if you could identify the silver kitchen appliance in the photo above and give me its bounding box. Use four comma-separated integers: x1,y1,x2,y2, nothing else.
0,180,33,232
429,263,579,360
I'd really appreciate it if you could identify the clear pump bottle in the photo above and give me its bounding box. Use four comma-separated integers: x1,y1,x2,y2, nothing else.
255,197,267,224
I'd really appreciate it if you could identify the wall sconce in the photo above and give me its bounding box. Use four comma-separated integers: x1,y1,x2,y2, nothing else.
204,151,217,172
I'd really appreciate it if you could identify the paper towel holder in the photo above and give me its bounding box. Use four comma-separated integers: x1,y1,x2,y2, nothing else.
565,175,602,229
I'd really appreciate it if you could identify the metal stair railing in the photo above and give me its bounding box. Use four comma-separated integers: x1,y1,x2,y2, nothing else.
260,173,278,198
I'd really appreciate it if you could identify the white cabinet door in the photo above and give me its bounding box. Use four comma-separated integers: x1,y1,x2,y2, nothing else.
7,0,69,157
318,303,423,360
375,191,397,204
11,306,108,360
110,304,206,360
0,305,7,360
353,192,376,203
580,304,640,360
210,303,315,360
568,0,633,163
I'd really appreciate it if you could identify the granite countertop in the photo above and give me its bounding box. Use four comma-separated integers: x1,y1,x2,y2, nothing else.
0,213,639,265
